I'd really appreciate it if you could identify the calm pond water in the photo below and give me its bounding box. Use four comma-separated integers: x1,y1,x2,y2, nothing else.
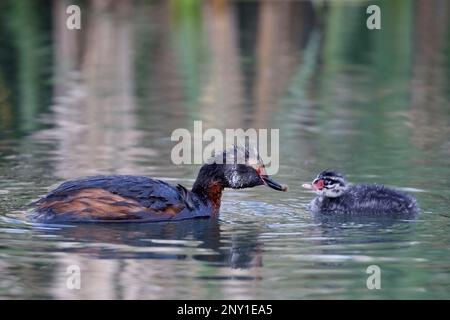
1,0,450,299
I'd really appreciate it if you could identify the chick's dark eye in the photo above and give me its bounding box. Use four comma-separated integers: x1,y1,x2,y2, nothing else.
324,179,334,186
327,179,339,186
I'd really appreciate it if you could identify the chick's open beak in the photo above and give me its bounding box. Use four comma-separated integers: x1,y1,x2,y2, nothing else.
261,175,288,192
312,179,325,190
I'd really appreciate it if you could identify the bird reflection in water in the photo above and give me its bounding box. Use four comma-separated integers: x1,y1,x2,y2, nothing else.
46,218,263,270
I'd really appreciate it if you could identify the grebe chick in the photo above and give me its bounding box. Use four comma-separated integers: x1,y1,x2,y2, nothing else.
31,146,287,223
302,170,418,216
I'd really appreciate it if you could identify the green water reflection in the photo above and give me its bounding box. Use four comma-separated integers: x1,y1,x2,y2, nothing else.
0,0,449,299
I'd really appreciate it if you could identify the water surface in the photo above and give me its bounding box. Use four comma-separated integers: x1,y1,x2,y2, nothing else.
1,0,450,299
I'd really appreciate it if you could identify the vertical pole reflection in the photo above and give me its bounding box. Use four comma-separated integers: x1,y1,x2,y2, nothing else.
50,1,151,179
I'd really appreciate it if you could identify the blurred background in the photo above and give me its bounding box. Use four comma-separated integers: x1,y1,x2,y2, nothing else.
0,0,450,299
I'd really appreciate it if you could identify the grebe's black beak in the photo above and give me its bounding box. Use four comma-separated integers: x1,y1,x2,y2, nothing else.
261,175,287,192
